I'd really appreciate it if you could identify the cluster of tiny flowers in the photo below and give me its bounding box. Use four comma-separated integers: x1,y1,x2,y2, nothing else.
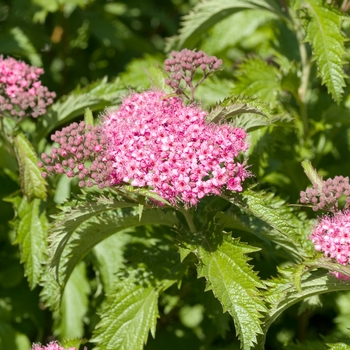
310,210,350,280
164,49,222,100
102,90,249,206
300,176,350,212
31,341,84,350
0,56,56,119
39,121,114,188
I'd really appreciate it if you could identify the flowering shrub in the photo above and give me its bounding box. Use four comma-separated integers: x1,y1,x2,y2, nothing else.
0,56,56,119
4,1,350,350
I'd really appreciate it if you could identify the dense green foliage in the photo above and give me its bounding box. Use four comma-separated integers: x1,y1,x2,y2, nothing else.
2,0,350,349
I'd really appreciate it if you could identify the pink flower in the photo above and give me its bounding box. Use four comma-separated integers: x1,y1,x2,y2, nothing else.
30,341,83,350
310,210,350,280
41,90,250,207
102,90,250,206
0,56,56,119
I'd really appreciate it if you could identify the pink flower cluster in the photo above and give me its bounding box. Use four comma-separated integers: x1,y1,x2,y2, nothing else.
0,56,56,119
31,341,82,350
310,210,350,280
41,90,250,207
301,176,350,280
300,176,350,212
102,91,249,206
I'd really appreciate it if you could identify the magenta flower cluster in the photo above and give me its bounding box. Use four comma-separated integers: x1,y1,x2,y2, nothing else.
41,90,249,207
39,121,113,188
301,176,350,280
31,341,81,350
310,210,350,280
164,49,222,101
0,56,56,119
103,91,249,206
300,175,350,212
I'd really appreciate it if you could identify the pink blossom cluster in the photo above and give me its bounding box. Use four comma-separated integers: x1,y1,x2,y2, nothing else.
39,121,113,188
164,49,222,100
310,210,350,280
300,175,350,212
31,341,82,350
0,56,56,119
102,90,249,206
41,90,250,207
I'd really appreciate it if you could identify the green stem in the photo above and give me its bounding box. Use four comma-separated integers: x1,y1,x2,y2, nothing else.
177,207,196,233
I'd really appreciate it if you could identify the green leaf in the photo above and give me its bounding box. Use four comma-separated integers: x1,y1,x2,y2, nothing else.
13,132,47,201
92,279,159,350
84,107,94,127
55,262,90,339
232,57,282,108
36,77,128,140
256,269,350,349
223,189,308,262
166,0,285,50
302,0,347,103
13,197,48,289
49,190,178,288
180,226,266,350
58,208,177,289
207,96,292,132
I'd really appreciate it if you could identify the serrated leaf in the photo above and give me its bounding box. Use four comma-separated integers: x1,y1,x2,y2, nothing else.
208,96,273,122
256,269,350,349
180,227,266,350
84,107,94,127
223,189,308,262
55,262,90,339
36,77,128,140
303,0,347,103
13,133,47,201
92,280,159,350
232,57,282,108
58,208,178,288
166,0,285,50
15,197,48,289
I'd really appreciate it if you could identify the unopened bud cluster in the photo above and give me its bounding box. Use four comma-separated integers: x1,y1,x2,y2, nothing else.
164,49,222,101
300,176,350,212
301,175,350,280
39,121,114,189
0,56,56,119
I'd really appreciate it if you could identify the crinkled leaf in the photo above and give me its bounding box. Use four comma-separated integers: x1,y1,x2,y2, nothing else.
223,189,308,262
36,77,128,140
302,0,346,103
92,280,159,350
13,132,47,201
256,269,350,349
58,208,177,289
180,226,266,350
166,0,285,50
232,57,282,108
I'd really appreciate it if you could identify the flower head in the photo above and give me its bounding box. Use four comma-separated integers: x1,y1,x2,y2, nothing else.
310,210,350,280
41,91,250,207
30,341,80,350
0,56,56,119
102,90,249,206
